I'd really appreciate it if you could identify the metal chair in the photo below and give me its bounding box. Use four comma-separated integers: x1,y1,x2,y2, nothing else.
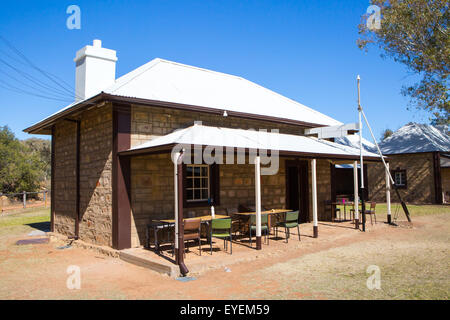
210,218,233,254
146,221,172,253
275,210,301,243
249,214,269,247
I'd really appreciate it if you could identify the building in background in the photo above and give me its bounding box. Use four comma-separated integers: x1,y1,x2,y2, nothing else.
367,123,450,204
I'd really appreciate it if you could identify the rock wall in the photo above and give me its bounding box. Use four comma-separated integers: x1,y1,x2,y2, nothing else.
53,104,113,246
368,152,436,204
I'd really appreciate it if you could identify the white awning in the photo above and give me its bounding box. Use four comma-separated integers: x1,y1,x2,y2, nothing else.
121,123,381,160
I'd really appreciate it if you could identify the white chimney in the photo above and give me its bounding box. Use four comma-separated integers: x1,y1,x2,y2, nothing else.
74,39,117,101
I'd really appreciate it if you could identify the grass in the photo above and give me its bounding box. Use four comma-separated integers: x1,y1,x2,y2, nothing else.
336,203,450,220
241,211,450,300
0,207,50,228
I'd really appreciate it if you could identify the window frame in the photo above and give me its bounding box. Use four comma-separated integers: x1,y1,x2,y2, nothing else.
185,164,210,203
392,169,407,189
183,163,220,208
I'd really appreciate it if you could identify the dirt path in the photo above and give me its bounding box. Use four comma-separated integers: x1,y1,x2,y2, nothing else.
0,212,448,299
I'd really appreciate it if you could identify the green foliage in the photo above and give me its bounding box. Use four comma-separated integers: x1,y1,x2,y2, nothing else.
22,137,51,182
358,0,449,124
381,128,394,141
0,126,50,195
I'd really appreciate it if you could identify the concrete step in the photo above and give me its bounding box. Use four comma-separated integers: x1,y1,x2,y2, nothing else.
119,248,179,278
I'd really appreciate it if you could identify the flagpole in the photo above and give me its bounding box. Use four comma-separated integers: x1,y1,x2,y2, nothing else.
358,75,366,232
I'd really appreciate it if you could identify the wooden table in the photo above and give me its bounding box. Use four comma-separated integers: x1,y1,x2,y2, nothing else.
332,202,345,221
233,209,292,229
156,215,230,246
332,202,362,221
158,214,229,224
233,209,292,216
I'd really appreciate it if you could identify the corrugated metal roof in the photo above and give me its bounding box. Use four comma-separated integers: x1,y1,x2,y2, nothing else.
25,58,342,133
105,58,341,127
440,154,450,168
379,123,450,154
334,135,377,153
124,123,380,159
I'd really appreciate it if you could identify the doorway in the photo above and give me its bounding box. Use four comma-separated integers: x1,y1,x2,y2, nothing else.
285,160,309,223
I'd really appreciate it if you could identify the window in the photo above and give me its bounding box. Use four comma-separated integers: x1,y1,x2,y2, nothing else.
183,163,220,207
186,164,210,202
392,169,407,188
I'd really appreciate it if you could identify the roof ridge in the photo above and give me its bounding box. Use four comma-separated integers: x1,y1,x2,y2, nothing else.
108,58,163,93
109,57,341,125
380,122,450,153
238,77,342,124
156,58,246,81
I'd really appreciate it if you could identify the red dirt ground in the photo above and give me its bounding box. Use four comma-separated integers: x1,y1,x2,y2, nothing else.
0,212,448,299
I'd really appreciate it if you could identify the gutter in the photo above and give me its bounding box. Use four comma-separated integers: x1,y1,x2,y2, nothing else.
118,143,384,162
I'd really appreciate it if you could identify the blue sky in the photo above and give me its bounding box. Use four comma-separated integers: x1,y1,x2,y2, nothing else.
0,0,431,141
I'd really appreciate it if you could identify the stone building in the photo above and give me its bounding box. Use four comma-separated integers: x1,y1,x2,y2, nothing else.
24,40,380,250
367,123,450,204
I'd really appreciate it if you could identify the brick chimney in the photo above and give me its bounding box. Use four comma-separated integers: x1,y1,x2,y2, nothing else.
74,39,117,101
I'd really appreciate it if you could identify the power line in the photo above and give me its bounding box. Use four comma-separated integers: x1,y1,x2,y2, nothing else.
0,68,75,101
0,58,74,99
0,35,75,97
0,35,104,108
0,79,74,103
0,35,87,101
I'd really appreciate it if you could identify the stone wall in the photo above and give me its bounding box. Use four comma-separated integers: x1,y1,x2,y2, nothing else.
131,105,305,147
317,160,332,221
53,121,77,237
130,154,289,247
53,104,113,246
130,153,174,248
130,155,332,247
367,152,436,204
53,101,335,248
307,159,332,221
442,167,450,203
78,105,113,246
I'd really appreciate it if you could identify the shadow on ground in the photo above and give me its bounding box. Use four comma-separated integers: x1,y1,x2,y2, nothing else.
26,222,50,232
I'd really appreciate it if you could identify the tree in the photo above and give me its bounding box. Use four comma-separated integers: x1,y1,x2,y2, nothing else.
22,138,51,182
358,0,449,124
381,128,394,141
0,126,48,195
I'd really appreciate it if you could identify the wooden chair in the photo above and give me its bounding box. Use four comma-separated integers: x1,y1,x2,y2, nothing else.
226,207,242,238
364,202,377,225
183,218,202,256
349,202,357,222
340,198,349,220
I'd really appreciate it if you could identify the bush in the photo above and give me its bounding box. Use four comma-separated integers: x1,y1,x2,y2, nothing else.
0,126,49,195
